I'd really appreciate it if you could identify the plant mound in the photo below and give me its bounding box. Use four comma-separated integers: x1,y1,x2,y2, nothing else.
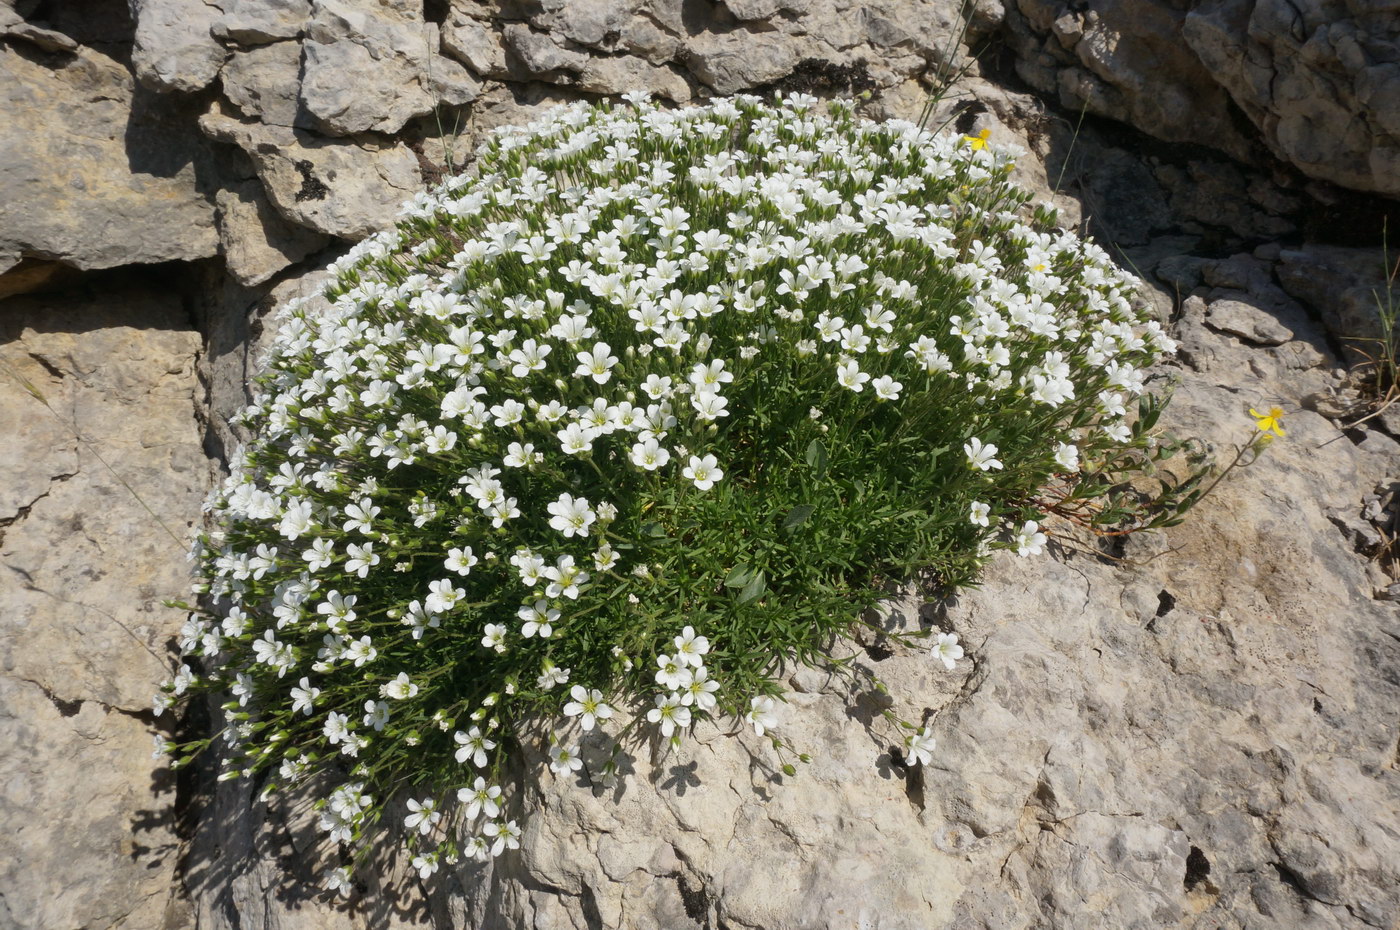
159,93,1180,887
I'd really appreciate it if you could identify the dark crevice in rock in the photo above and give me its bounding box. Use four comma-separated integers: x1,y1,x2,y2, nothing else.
1155,589,1176,617
0,471,78,548
675,869,712,927
973,19,1399,254
753,57,878,97
292,160,330,202
22,0,135,58
29,678,83,717
25,351,64,381
902,757,926,812
578,884,604,930
20,675,160,724
423,0,448,25
1184,845,1212,892
861,637,893,661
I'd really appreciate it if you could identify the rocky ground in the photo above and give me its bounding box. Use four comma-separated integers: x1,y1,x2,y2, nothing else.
2,0,1398,927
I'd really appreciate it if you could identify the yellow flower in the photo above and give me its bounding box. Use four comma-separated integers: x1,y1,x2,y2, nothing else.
963,128,991,150
1249,406,1285,437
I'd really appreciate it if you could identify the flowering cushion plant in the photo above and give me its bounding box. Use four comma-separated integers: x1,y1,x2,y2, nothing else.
157,92,1192,888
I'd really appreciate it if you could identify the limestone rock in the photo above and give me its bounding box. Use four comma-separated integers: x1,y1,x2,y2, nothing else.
201,104,422,240
0,279,208,930
212,0,313,44
1277,245,1394,348
683,27,801,93
442,12,510,78
0,8,79,53
220,39,303,127
461,82,589,145
725,0,810,20
0,42,218,280
1004,0,1400,197
502,22,589,76
1205,297,1295,345
129,0,229,92
576,55,692,102
1184,0,1400,197
299,0,481,137
216,180,330,286
523,0,640,49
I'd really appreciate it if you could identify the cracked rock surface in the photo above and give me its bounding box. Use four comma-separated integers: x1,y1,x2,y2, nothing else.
0,274,210,930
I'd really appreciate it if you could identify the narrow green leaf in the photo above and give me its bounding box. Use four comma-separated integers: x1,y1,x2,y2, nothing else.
737,570,766,604
782,505,816,530
724,562,753,588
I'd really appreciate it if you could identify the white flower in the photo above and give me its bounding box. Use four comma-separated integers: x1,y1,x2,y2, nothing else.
411,852,439,880
1054,442,1080,471
445,546,479,575
641,374,674,399
503,441,537,468
562,685,613,731
836,359,870,392
481,623,508,652
454,726,497,767
518,599,559,638
1103,421,1131,443
904,726,936,766
425,578,465,613
382,672,418,700
290,677,321,715
547,493,596,538
673,626,710,667
549,743,584,776
689,359,734,389
680,666,720,711
344,542,378,578
507,338,552,376
574,341,619,384
746,695,779,736
871,375,903,401
325,866,354,898
543,555,588,599
964,437,1003,471
592,543,619,571
323,711,352,745
628,436,670,470
557,421,595,455
682,454,723,491
278,500,315,540
404,797,441,834
1014,520,1047,557
969,501,990,527
645,693,692,737
344,635,378,667
363,699,391,731
690,390,729,421
536,662,570,690
931,632,964,670
302,537,334,571
483,819,521,856
457,776,502,819
654,653,693,691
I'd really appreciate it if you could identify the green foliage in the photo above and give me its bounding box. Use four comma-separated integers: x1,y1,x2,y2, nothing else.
156,92,1200,883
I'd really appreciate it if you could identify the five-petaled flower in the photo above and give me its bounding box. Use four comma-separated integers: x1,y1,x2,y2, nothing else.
1250,406,1286,437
